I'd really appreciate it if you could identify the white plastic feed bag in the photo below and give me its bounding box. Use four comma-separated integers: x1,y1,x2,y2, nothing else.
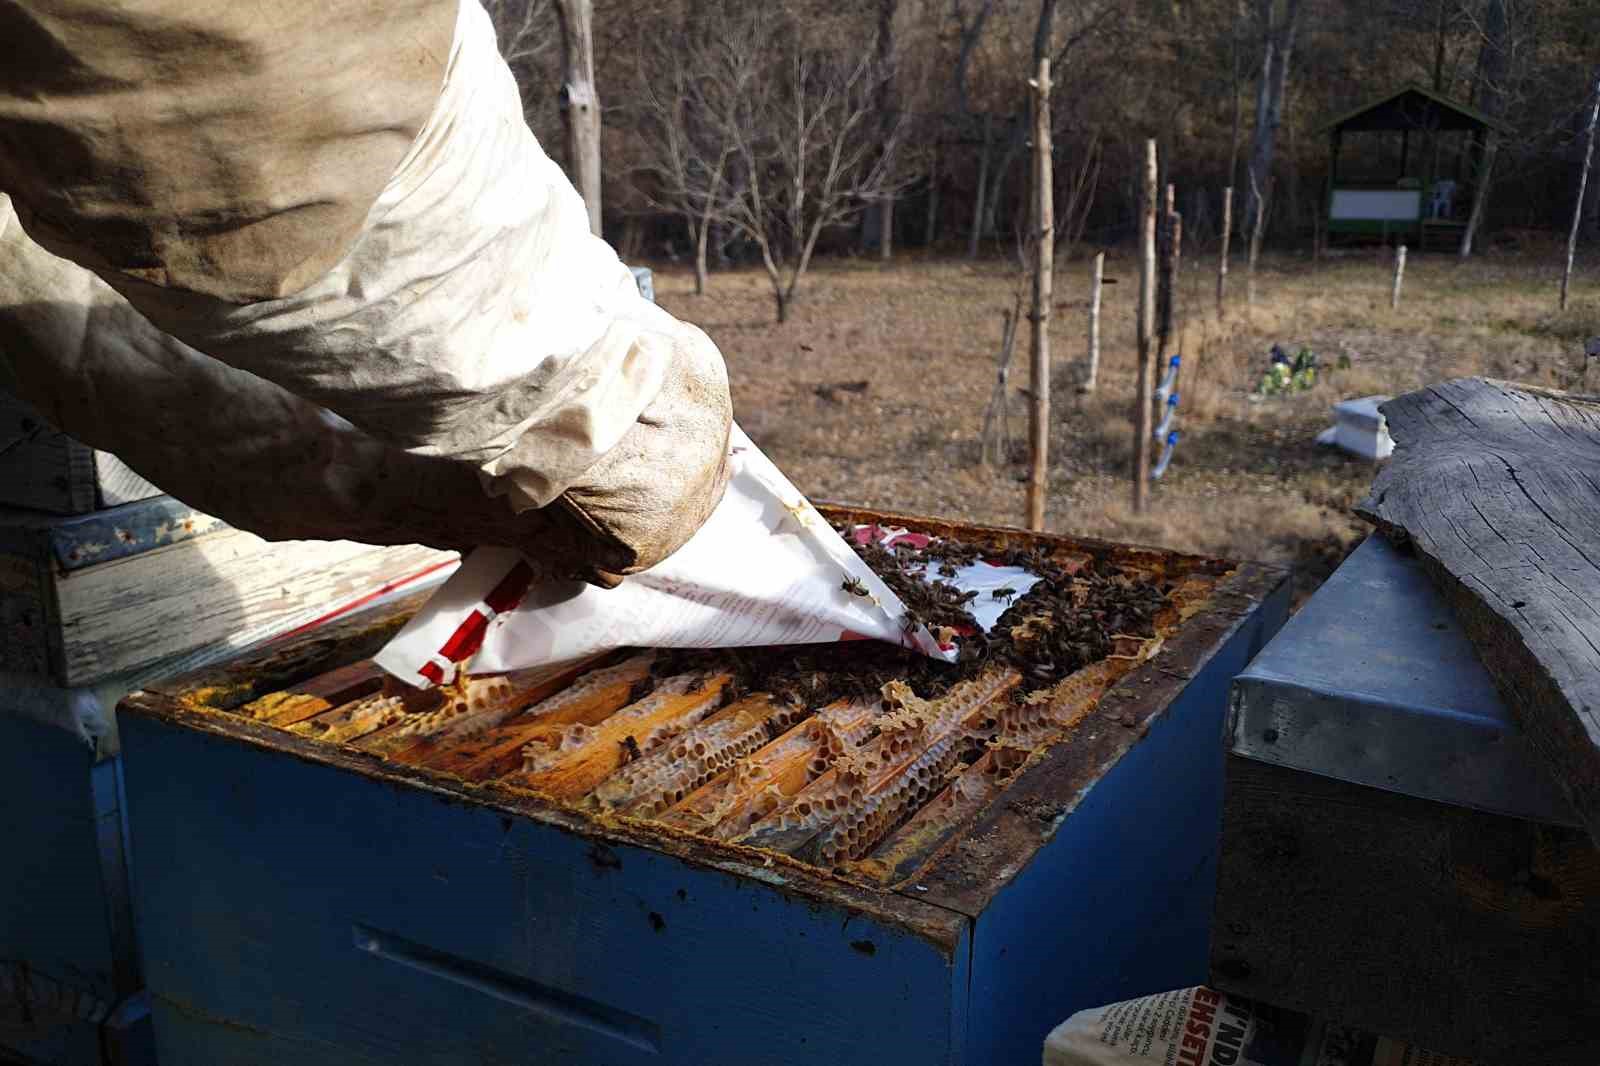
376,426,968,687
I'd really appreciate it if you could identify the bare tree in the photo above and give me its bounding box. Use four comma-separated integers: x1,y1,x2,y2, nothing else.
1458,0,1509,259
1562,70,1600,311
633,23,737,294
1243,0,1303,242
690,7,905,323
873,0,902,260
1053,131,1102,260
481,0,559,138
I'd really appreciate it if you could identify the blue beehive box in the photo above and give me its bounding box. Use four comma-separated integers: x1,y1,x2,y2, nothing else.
117,509,1287,1066
0,713,153,1066
1,495,453,1066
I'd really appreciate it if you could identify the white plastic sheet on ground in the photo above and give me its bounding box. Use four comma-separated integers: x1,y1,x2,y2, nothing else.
377,426,1005,687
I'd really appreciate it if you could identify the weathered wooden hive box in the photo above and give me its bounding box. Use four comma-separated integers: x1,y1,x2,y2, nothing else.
1214,534,1600,1066
119,506,1288,1066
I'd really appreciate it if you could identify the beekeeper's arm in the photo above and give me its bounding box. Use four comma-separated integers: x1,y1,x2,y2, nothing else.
0,0,732,580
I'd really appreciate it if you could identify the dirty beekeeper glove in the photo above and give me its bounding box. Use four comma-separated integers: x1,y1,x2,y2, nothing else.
0,0,733,583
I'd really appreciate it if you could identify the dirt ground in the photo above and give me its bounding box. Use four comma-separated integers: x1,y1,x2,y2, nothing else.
649,243,1599,605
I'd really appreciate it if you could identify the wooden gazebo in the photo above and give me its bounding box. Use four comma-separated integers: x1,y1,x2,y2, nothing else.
1317,83,1510,249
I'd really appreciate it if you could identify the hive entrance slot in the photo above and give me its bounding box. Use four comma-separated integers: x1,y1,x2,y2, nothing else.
351,924,661,1052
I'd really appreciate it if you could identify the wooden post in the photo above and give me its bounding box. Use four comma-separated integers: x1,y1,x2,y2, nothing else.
1165,215,1183,352
1218,186,1232,315
924,144,941,248
1134,139,1157,514
1082,251,1104,393
1026,59,1054,532
1563,72,1600,311
880,196,895,261
553,0,602,236
1157,186,1182,362
970,114,993,260
1391,244,1407,311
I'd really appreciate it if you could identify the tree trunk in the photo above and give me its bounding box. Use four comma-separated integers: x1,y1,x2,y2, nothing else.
754,237,788,325
694,211,711,295
1218,186,1233,313
1083,251,1104,393
875,0,899,263
1391,244,1407,310
1459,0,1507,260
552,0,602,237
970,114,993,259
1244,0,1302,242
1134,140,1158,514
1562,72,1600,311
1458,134,1497,259
982,122,1025,245
1431,0,1448,92
1247,175,1271,306
1227,0,1245,196
1245,37,1275,242
1027,57,1053,532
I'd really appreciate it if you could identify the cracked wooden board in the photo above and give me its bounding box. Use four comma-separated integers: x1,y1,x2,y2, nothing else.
1359,377,1600,845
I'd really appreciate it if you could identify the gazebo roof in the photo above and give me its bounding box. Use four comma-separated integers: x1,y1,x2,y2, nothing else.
1316,82,1511,136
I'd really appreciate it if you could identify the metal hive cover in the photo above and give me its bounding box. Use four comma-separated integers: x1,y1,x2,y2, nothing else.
1229,534,1575,825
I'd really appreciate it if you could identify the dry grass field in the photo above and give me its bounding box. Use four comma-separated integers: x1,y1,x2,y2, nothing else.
651,242,1599,603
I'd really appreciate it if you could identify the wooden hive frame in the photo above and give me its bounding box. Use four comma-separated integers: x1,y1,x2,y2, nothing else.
118,505,1289,1065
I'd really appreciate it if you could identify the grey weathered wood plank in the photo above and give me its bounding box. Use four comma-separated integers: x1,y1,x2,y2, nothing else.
1358,377,1600,844
54,534,454,686
91,452,162,508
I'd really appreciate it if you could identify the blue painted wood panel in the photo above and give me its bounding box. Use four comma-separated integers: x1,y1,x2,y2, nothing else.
0,715,120,1064
120,715,970,1066
962,580,1290,1064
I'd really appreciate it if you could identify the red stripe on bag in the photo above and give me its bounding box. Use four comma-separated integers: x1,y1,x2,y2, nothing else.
415,559,536,682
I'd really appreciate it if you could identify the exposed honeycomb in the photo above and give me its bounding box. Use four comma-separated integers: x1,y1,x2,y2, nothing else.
235,538,1223,885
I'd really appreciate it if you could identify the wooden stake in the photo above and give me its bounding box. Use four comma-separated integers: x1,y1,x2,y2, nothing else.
1134,139,1157,514
924,144,941,247
552,0,602,236
1158,194,1182,362
1563,72,1600,311
880,195,895,261
1026,58,1054,532
1391,244,1407,311
1083,251,1104,393
1218,186,1232,315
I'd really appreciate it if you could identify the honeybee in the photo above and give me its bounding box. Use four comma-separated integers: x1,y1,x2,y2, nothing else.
619,735,641,763
840,576,871,598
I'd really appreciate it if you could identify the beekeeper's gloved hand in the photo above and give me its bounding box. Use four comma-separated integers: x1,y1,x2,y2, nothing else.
0,0,733,583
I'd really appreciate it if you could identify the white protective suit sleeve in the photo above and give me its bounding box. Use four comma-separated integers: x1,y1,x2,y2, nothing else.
0,195,602,558
0,0,732,578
